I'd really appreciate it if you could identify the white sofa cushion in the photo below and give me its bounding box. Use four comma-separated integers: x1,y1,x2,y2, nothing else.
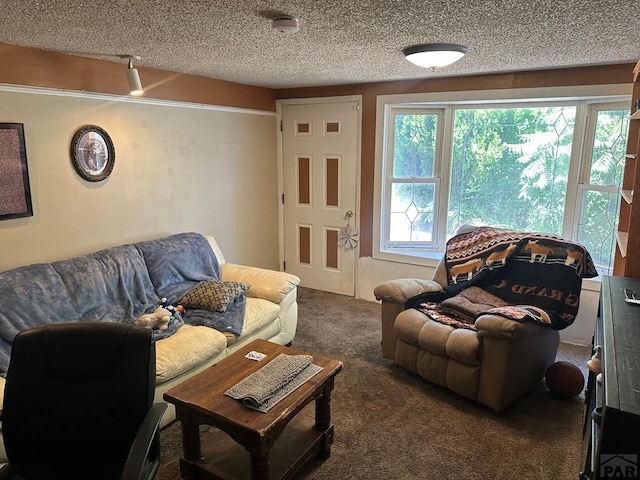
155,324,227,384
241,297,280,337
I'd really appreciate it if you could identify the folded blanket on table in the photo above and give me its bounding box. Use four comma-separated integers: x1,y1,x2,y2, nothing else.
225,353,323,412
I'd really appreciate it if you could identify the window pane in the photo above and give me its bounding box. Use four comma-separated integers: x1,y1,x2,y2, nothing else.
578,189,619,275
393,113,437,178
589,110,629,186
577,108,629,275
449,107,575,236
389,183,435,242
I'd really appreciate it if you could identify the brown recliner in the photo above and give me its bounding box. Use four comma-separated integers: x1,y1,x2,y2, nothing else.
374,227,576,412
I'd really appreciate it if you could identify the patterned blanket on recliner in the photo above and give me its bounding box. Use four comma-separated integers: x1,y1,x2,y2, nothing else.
412,226,598,330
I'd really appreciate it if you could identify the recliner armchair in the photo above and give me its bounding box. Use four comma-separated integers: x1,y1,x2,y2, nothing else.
374,226,596,412
0,322,167,480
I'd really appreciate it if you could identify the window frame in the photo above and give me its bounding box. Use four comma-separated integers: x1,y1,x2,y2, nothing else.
570,101,630,274
373,85,632,267
571,101,631,230
382,107,446,250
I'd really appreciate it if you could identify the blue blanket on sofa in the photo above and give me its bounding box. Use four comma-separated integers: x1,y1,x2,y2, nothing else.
135,232,248,338
0,243,158,375
0,232,246,376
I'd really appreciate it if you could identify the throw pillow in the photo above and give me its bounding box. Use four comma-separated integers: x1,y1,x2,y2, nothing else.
179,280,250,313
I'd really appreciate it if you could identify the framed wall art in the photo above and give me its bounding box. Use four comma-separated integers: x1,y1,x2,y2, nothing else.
0,123,33,220
70,125,115,182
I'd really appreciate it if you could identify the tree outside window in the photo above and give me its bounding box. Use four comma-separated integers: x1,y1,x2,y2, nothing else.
450,106,575,237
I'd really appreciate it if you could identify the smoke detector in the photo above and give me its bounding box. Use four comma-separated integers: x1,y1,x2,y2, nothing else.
272,16,299,34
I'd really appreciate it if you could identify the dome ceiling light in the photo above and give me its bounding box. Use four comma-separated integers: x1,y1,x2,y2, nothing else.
403,43,468,69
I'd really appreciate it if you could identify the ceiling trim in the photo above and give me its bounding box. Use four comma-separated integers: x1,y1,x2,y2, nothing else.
0,82,276,117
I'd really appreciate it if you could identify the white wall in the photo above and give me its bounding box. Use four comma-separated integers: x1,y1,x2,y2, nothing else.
0,88,279,271
357,256,600,346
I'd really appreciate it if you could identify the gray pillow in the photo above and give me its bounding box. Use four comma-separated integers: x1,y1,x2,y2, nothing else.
179,280,250,313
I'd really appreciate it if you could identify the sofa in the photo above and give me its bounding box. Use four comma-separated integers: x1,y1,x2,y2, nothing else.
0,232,300,460
374,226,597,412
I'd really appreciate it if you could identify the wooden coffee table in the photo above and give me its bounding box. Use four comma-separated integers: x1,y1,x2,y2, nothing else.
163,339,343,480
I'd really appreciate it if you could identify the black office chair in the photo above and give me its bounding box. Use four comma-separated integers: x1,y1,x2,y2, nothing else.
0,322,167,480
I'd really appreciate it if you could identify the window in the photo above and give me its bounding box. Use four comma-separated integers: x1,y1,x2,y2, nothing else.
375,88,630,276
449,105,576,237
575,106,629,273
385,110,442,247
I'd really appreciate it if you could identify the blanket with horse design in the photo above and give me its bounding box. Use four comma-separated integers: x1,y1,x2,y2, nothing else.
411,226,598,330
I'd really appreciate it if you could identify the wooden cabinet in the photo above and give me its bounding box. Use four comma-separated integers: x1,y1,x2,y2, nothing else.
614,61,640,278
580,276,640,480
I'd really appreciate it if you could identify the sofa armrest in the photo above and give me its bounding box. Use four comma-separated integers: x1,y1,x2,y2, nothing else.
220,263,300,304
475,313,552,341
374,278,443,304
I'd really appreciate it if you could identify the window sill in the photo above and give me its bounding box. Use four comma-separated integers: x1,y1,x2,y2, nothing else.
582,276,602,292
373,249,442,268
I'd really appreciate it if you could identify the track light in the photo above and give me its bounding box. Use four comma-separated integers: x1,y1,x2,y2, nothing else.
403,43,467,69
120,55,143,96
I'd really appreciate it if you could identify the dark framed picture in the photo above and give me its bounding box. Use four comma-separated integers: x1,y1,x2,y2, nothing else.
0,123,33,220
70,125,115,182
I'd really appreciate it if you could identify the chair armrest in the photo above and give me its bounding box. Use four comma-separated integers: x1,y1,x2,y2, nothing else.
475,313,551,341
121,402,167,480
221,263,300,304
0,464,21,479
374,279,443,305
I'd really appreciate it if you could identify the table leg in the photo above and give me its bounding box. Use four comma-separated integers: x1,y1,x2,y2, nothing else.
181,421,202,462
249,448,270,480
314,382,335,460
177,418,203,480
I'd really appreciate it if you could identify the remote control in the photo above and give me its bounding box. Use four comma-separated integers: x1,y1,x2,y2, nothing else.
624,288,640,305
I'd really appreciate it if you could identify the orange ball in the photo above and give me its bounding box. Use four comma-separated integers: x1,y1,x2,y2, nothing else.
545,361,585,398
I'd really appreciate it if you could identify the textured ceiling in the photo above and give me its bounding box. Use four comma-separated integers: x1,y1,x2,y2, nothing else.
1,0,639,89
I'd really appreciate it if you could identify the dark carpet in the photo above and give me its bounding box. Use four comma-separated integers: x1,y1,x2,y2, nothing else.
156,287,590,479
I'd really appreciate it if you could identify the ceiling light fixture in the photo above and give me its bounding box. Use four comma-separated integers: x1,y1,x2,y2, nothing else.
403,43,467,69
120,54,144,96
